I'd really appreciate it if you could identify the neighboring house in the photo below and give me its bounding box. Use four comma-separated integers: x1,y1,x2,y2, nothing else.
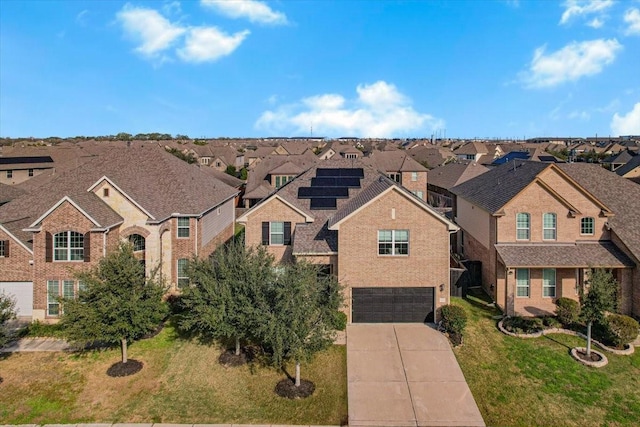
0,144,239,321
365,151,429,201
615,154,640,179
317,143,337,160
427,162,489,209
245,146,281,168
454,142,489,162
451,160,639,318
408,145,454,169
0,156,55,185
337,145,363,159
237,159,459,324
491,148,562,166
242,153,318,208
604,150,637,172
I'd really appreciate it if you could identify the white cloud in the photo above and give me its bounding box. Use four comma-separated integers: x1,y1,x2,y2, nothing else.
116,4,185,57
568,110,591,120
587,17,603,28
76,10,89,26
201,0,287,25
560,0,614,25
520,38,622,88
162,1,182,16
624,8,640,35
611,103,640,135
177,27,250,63
256,81,444,138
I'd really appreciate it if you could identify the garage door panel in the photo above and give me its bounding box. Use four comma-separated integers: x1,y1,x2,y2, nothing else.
0,282,33,317
352,287,434,323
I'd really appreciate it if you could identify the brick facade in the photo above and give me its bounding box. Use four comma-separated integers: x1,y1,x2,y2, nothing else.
0,228,32,282
400,171,428,201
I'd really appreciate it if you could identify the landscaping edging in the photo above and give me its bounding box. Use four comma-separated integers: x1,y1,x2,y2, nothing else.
497,318,635,355
571,347,608,368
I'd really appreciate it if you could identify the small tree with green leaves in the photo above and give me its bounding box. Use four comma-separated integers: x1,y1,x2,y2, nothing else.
177,243,275,357
0,291,17,347
225,165,237,176
261,261,344,389
60,243,168,364
580,268,617,357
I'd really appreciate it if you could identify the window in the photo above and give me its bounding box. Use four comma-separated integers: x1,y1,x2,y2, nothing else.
465,154,475,160
411,172,418,182
200,158,209,165
275,175,294,188
0,240,7,257
215,161,221,167
516,268,530,297
581,217,595,235
516,213,530,240
6,170,12,178
378,230,409,256
103,188,109,197
28,169,34,177
543,268,556,297
412,190,424,200
387,173,401,183
345,153,357,159
47,279,80,316
177,217,190,238
177,258,189,288
261,221,291,245
129,234,145,252
53,231,84,261
317,264,333,277
543,213,557,240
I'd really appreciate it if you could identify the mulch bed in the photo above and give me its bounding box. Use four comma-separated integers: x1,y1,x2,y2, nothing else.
274,378,315,399
575,350,604,362
218,346,257,367
106,359,143,377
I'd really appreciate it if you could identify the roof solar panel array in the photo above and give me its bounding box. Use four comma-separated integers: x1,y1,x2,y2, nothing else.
302,168,364,210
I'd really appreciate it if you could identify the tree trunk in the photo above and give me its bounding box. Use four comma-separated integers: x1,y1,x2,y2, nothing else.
295,361,301,387
235,336,240,356
586,321,592,357
121,338,128,364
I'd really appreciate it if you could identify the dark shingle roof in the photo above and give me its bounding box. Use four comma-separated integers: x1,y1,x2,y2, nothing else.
495,242,635,268
451,160,548,214
614,154,640,177
427,162,489,190
0,183,26,205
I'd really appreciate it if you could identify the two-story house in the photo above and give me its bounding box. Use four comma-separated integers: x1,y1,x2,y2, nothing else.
237,159,458,323
451,160,639,317
365,151,429,201
0,144,239,321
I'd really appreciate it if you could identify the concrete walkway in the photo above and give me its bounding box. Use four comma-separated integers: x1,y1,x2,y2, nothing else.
0,337,72,352
347,323,485,427
0,424,338,427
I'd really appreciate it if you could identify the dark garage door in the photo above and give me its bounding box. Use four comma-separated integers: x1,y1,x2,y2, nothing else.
352,287,435,323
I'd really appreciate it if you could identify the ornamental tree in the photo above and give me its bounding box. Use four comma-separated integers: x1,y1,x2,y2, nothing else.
177,242,275,356
0,291,17,348
580,268,617,357
60,243,168,363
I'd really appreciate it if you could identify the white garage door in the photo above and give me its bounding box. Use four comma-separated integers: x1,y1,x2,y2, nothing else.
0,282,33,317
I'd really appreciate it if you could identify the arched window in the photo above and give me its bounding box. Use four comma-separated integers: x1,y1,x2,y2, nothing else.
543,213,557,240
54,231,84,261
516,213,530,240
129,234,145,252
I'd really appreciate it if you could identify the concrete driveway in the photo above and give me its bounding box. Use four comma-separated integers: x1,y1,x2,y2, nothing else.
347,323,485,427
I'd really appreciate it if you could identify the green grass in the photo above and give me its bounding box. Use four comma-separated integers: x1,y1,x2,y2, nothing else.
453,290,640,427
18,320,65,338
0,323,347,425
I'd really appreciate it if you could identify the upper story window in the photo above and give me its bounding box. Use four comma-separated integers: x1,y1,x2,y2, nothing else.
516,213,530,240
28,169,34,177
103,188,109,197
387,173,401,183
345,153,358,159
275,175,294,188
261,221,291,246
465,154,475,160
54,231,84,261
543,213,557,240
0,240,8,257
6,170,12,178
411,172,418,181
215,161,222,167
581,217,595,235
200,158,209,165
412,190,424,200
177,217,190,238
516,268,529,297
378,229,409,256
129,234,145,252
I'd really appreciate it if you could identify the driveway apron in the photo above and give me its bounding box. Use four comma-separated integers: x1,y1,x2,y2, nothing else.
347,323,485,427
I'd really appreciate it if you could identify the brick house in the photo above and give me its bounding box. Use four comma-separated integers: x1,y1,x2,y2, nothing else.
451,160,639,317
0,144,238,321
365,151,429,201
237,159,458,324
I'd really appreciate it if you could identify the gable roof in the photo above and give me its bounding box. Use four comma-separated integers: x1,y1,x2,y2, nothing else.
365,150,428,172
454,141,489,155
615,154,640,177
427,162,489,190
28,194,123,230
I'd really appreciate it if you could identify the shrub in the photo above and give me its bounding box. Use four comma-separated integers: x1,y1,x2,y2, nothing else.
542,316,561,328
605,314,639,348
440,304,467,336
502,316,544,334
332,311,347,331
555,297,580,326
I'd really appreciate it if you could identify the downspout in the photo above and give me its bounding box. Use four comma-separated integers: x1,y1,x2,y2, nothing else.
103,229,108,257
195,217,198,257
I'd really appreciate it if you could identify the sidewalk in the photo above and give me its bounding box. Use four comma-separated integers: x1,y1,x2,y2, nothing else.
0,424,339,427
0,337,72,353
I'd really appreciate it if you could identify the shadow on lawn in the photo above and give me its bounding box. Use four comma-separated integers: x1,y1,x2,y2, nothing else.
542,334,572,350
461,288,502,320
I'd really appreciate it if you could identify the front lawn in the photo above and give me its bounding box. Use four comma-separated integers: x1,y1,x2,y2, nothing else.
453,291,640,427
0,323,347,425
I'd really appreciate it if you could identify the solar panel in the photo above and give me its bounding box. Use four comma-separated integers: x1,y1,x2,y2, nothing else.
310,198,337,209
316,168,364,178
311,177,361,188
298,187,350,198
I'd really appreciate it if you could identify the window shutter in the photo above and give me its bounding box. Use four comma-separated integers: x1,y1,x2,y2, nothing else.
4,240,9,257
45,232,53,262
261,222,269,245
84,232,91,262
284,222,291,245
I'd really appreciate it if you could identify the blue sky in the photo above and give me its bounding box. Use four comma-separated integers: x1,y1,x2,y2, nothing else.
1,0,639,139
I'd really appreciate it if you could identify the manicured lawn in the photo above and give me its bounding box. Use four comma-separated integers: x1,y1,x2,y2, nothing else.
0,323,347,425
452,290,640,427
